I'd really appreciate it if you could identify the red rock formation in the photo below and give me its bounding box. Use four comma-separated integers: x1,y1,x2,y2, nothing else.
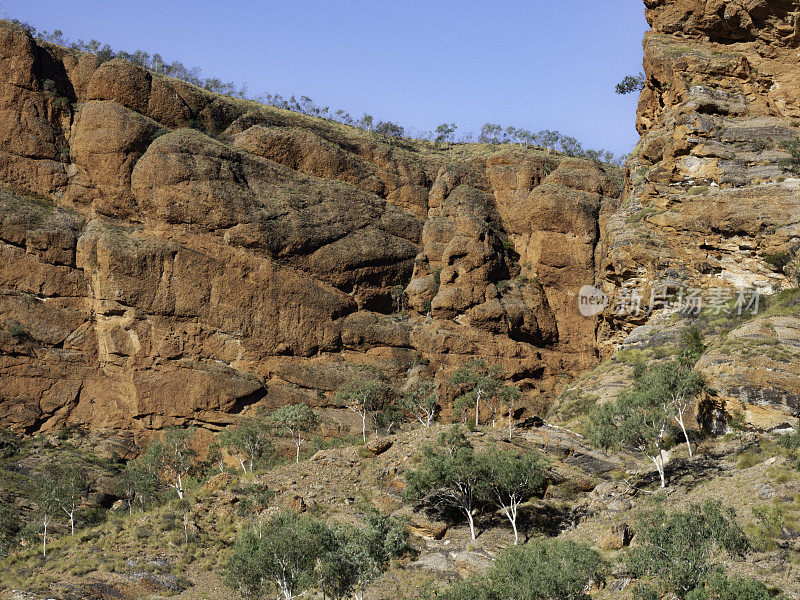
0,21,620,440
598,0,800,429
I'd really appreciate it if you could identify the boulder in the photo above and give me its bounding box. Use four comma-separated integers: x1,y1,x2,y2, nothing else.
408,517,447,540
365,437,393,456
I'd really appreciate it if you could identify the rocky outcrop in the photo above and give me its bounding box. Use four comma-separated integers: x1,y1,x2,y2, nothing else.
5,1,795,440
596,0,800,429
697,315,800,431
0,21,621,440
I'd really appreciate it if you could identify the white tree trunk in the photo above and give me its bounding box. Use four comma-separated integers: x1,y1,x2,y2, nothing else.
650,452,665,488
63,505,76,535
42,515,48,557
676,412,693,457
475,389,483,427
510,511,519,545
465,510,476,540
361,411,367,442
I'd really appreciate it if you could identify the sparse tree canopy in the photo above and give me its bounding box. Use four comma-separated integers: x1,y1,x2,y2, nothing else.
374,120,405,140
450,359,504,428
226,507,407,600
588,360,702,487
326,506,411,600
270,403,318,463
142,427,195,499
560,135,583,156
117,457,159,514
480,449,548,544
390,284,406,313
400,380,440,428
32,467,60,557
404,425,486,539
226,510,333,600
335,373,387,442
435,122,457,146
538,129,561,152
479,123,504,144
236,485,276,538
685,573,771,600
615,73,646,95
500,385,521,438
220,418,274,473
53,462,87,536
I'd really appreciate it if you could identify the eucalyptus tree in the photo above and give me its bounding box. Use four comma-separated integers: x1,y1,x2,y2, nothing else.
270,403,318,463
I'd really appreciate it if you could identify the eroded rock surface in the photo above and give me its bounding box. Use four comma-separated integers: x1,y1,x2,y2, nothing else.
595,0,800,429
0,21,621,440
3,1,797,439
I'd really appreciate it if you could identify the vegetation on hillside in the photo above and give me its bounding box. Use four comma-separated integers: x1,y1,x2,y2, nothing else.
434,538,606,600
404,425,549,542
4,16,628,166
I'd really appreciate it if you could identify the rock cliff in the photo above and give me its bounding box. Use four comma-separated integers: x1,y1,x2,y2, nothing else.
2,0,798,440
0,21,619,439
598,0,800,430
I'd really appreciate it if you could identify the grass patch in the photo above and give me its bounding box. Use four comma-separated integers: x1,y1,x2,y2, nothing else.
548,389,599,423
688,185,709,195
625,205,661,224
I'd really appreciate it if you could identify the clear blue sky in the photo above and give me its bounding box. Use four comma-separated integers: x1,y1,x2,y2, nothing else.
6,1,649,155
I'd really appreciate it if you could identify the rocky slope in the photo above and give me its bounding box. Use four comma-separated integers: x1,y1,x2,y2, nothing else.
0,21,619,440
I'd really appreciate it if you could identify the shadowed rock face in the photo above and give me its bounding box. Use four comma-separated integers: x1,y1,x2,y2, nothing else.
0,22,620,440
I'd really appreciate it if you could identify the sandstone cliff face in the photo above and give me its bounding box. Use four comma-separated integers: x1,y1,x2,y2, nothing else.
5,1,796,439
598,0,800,429
0,22,620,439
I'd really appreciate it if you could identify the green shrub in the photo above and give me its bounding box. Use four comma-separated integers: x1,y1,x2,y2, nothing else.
779,139,800,173
778,431,800,450
615,348,650,366
0,428,20,458
763,251,791,270
0,502,20,556
627,499,749,597
436,538,606,600
748,502,795,551
685,573,771,600
751,137,772,152
736,449,762,469
679,324,706,364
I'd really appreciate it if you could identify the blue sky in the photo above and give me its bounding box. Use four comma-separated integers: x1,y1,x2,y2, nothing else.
6,1,649,155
